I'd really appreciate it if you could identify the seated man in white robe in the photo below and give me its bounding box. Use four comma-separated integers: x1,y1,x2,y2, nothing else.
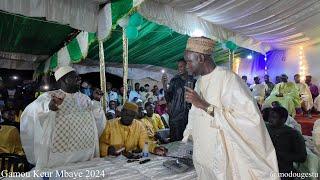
20,66,106,170
312,119,320,153
183,37,278,180
294,74,313,117
250,76,267,107
314,95,320,113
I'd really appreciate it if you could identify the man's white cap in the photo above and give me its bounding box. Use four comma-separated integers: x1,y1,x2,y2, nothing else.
54,66,75,81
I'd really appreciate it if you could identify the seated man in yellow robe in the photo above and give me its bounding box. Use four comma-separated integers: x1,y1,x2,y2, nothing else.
264,74,301,117
0,108,20,130
0,125,24,155
294,74,313,117
141,102,165,132
140,102,169,143
99,102,167,157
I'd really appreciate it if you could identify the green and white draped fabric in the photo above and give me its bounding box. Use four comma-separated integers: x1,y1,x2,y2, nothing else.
36,32,96,75
36,0,139,75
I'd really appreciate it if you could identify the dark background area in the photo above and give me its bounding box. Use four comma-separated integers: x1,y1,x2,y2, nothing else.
0,68,34,85
0,68,123,89
80,72,123,89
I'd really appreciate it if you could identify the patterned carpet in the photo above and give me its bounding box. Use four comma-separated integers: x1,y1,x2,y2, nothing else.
295,113,320,136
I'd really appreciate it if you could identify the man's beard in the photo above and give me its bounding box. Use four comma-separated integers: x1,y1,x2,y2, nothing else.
66,85,80,93
178,71,187,75
120,117,133,126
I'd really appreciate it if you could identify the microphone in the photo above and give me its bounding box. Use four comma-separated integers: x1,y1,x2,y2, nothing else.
185,76,194,110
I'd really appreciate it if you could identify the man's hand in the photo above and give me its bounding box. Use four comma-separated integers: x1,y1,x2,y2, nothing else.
93,88,104,101
108,146,121,156
49,95,64,111
153,146,168,156
276,93,283,97
185,86,209,110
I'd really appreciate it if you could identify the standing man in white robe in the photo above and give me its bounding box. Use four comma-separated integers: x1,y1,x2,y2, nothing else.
182,37,279,180
20,66,106,170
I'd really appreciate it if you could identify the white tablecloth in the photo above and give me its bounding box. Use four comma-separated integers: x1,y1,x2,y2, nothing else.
5,139,319,180
5,142,196,180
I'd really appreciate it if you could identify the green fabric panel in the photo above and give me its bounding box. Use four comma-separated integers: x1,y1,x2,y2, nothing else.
111,0,133,26
87,13,233,69
87,13,189,69
88,32,97,44
0,11,75,55
50,53,58,69
67,38,82,62
86,13,250,70
213,41,254,63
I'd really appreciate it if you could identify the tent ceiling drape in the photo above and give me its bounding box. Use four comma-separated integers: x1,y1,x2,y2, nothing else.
0,10,77,69
74,60,176,81
0,0,100,32
0,0,112,40
0,11,76,55
86,19,250,69
2,0,320,79
138,0,320,52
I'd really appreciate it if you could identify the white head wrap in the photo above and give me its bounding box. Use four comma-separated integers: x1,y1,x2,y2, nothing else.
54,66,75,81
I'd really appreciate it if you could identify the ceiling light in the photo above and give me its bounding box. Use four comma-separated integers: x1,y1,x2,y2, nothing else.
191,29,204,37
43,85,49,90
12,76,19,80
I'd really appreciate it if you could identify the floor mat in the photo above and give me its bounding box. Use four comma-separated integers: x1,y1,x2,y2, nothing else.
295,113,320,136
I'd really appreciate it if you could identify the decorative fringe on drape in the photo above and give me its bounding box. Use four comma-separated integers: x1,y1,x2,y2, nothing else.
99,40,107,112
228,49,232,70
232,50,235,71
122,28,129,105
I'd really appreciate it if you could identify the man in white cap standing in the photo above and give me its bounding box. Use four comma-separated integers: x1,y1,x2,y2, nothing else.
183,37,279,180
20,66,106,170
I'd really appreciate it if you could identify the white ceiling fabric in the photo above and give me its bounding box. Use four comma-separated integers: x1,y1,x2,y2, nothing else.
74,62,176,81
138,0,320,52
0,51,48,70
0,0,110,34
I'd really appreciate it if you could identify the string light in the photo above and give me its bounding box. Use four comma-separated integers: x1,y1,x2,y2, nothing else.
233,58,241,74
299,46,307,81
264,55,267,75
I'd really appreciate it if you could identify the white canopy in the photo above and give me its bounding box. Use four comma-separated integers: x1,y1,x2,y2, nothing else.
0,51,48,70
74,61,176,81
138,0,320,53
0,0,111,40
